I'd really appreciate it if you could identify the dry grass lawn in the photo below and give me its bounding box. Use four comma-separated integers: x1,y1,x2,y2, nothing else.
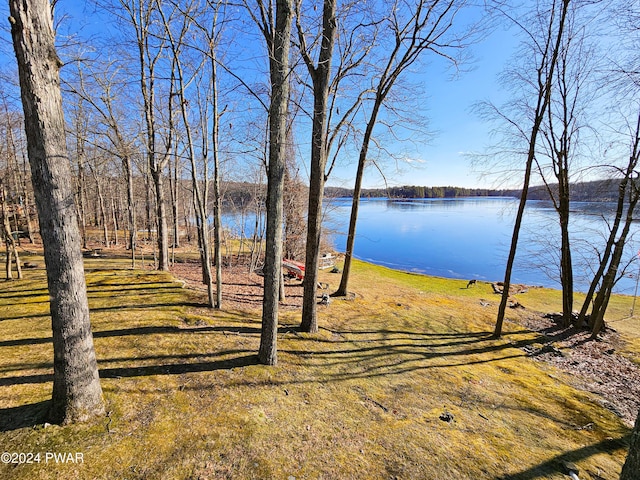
0,252,635,479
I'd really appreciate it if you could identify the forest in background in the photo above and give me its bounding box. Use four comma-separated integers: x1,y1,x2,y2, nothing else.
227,177,631,203
324,178,626,201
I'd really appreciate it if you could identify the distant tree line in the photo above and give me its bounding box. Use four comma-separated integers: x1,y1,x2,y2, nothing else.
325,179,637,202
325,185,518,199
526,179,625,202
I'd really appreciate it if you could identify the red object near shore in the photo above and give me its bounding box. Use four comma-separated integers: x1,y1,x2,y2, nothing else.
282,260,305,280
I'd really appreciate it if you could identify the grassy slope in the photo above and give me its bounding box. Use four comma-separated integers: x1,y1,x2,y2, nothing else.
0,256,633,479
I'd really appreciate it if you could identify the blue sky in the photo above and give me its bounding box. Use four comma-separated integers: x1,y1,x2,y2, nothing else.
329,24,518,190
1,1,520,190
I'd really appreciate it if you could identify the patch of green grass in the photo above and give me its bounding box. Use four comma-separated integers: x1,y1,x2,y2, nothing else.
0,257,633,479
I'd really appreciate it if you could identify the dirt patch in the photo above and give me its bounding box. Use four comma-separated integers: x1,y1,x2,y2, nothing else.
171,258,306,311
516,313,640,427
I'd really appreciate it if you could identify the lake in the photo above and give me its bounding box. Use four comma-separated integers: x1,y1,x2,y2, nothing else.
323,197,640,294
222,196,640,294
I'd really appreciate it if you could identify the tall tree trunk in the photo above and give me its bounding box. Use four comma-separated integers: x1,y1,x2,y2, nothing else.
590,188,639,336
211,58,223,309
124,156,136,267
9,0,104,424
111,195,119,247
75,147,88,249
258,0,293,366
20,150,36,244
171,151,180,249
152,169,170,270
579,113,640,328
299,0,337,333
333,0,463,298
7,121,24,246
334,100,382,297
0,182,22,280
558,179,573,326
559,214,573,325
495,0,571,338
144,169,152,241
93,172,109,248
124,0,172,272
577,181,628,325
157,3,214,306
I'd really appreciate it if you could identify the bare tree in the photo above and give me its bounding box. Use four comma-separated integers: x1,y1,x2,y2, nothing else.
157,0,218,307
0,179,22,280
119,0,174,271
292,0,378,329
194,0,228,309
87,153,112,247
1,96,35,245
295,0,336,333
209,47,224,309
533,6,596,326
65,61,139,266
244,0,294,365
582,112,640,337
492,0,571,338
335,0,471,297
571,0,640,338
9,0,104,424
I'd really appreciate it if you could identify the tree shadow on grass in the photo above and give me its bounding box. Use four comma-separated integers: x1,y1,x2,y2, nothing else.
498,434,630,479
0,289,49,303
0,400,50,432
0,353,259,387
92,301,207,312
0,322,301,349
99,353,258,379
0,301,209,323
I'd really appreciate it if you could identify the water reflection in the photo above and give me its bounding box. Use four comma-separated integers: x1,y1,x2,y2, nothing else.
220,196,640,294
325,197,640,294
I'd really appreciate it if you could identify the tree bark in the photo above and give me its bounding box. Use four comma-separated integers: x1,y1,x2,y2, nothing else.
91,167,110,247
74,131,88,249
0,181,22,280
558,184,573,326
258,0,293,366
590,186,639,337
211,56,223,309
299,0,337,333
335,100,382,297
9,0,104,424
495,0,571,338
124,156,136,267
19,152,37,245
620,409,640,480
110,194,119,247
152,169,170,271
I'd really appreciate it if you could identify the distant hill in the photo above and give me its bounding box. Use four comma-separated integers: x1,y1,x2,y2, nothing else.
219,178,627,207
526,179,622,202
325,178,626,202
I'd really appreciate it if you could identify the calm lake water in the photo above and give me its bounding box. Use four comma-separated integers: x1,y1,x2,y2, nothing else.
322,197,640,294
222,196,640,294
